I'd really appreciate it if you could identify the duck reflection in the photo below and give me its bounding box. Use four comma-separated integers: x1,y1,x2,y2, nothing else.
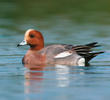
24,64,45,94
55,65,70,87
24,64,71,94
24,63,92,100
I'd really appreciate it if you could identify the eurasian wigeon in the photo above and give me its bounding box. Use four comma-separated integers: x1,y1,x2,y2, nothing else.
17,29,104,66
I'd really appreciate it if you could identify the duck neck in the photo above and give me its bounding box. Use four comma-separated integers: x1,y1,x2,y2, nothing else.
29,44,44,51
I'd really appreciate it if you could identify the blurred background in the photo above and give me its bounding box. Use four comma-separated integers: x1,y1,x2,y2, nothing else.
0,0,110,100
1,0,110,46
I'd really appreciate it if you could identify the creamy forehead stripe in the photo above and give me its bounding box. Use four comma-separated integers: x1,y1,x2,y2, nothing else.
54,51,72,58
26,29,34,34
25,29,34,36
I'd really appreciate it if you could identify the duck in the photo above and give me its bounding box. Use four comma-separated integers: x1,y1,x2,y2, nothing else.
17,29,104,67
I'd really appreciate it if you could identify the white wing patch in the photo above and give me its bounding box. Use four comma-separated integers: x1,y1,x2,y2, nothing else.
54,51,72,58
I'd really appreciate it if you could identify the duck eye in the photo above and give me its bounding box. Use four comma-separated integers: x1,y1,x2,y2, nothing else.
29,34,35,38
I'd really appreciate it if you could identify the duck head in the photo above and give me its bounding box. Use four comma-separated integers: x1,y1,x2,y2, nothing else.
17,29,44,50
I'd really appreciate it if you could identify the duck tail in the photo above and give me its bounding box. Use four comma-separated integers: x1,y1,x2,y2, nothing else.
85,51,104,66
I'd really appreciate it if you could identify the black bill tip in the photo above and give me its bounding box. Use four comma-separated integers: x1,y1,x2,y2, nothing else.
17,44,20,47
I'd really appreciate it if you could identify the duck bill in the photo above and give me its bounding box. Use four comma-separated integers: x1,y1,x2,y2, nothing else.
17,40,27,47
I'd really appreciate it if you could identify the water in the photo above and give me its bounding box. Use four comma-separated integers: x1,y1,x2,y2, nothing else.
0,0,110,100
